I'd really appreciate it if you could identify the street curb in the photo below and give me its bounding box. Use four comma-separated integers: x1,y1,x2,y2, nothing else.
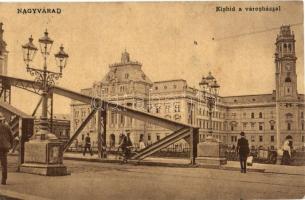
0,189,52,200
63,156,265,172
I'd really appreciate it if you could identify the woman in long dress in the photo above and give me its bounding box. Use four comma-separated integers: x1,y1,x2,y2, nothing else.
281,139,291,165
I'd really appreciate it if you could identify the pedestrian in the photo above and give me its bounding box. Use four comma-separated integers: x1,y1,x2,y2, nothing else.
118,132,128,163
0,113,14,185
237,132,250,173
83,133,93,156
125,131,133,159
281,139,291,165
139,135,146,150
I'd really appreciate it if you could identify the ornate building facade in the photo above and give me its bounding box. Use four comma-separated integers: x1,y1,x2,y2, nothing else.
71,25,305,150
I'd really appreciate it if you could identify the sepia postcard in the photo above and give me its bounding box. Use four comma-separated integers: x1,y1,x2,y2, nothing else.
0,1,304,200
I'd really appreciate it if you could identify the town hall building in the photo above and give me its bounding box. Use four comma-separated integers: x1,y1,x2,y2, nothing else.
70,25,305,151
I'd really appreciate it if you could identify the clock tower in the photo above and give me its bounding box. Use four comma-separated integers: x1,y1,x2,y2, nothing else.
275,25,298,101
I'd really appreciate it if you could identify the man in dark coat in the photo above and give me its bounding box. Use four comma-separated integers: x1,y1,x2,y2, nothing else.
83,133,93,156
0,113,13,185
237,132,250,173
125,131,133,159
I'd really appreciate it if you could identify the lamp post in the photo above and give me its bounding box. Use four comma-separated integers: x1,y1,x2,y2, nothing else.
199,72,220,141
22,30,68,139
20,30,69,176
196,71,227,166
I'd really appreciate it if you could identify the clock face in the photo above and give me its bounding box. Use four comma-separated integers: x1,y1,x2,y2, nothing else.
286,64,292,71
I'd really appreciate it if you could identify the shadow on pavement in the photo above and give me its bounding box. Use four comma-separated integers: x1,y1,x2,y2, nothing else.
0,194,22,200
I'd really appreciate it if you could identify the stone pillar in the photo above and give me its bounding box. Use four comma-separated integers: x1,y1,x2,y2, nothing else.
20,139,68,176
196,137,227,166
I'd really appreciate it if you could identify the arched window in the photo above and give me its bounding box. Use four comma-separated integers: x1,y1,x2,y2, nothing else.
259,112,263,118
284,43,287,52
285,77,291,82
251,112,255,118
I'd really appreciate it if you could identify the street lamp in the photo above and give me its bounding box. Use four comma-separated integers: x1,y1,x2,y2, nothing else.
199,72,220,140
196,71,226,166
22,30,68,140
20,30,69,176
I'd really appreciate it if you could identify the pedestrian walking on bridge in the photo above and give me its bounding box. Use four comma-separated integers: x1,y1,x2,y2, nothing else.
0,113,13,185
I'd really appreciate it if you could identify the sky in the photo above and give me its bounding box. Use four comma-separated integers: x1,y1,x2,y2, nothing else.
0,2,304,115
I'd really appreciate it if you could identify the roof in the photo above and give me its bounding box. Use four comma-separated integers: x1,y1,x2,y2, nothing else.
153,79,187,84
221,93,275,104
100,51,152,85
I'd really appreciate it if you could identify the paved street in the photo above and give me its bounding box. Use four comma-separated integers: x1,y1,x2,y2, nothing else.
0,156,304,200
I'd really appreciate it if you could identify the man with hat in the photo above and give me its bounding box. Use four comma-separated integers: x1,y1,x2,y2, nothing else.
237,131,250,173
0,112,13,185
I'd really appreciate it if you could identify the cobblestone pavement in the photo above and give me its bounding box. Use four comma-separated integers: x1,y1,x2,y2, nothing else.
0,156,304,200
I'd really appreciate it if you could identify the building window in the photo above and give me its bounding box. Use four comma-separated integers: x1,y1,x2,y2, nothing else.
259,112,263,118
251,136,255,142
270,111,274,119
259,136,263,142
174,114,181,121
231,113,236,119
302,123,304,131
251,122,255,129
125,73,129,79
148,134,151,141
231,125,234,131
120,85,125,92
302,135,304,142
285,77,291,82
174,103,180,112
164,85,167,89
271,136,274,142
270,125,274,130
155,86,158,90
251,112,255,118
243,123,247,129
173,85,177,89
231,136,237,142
165,104,170,113
120,114,124,125
301,112,304,119
156,106,161,114
287,123,291,131
75,111,79,118
259,124,263,131
156,134,160,141
243,112,246,118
